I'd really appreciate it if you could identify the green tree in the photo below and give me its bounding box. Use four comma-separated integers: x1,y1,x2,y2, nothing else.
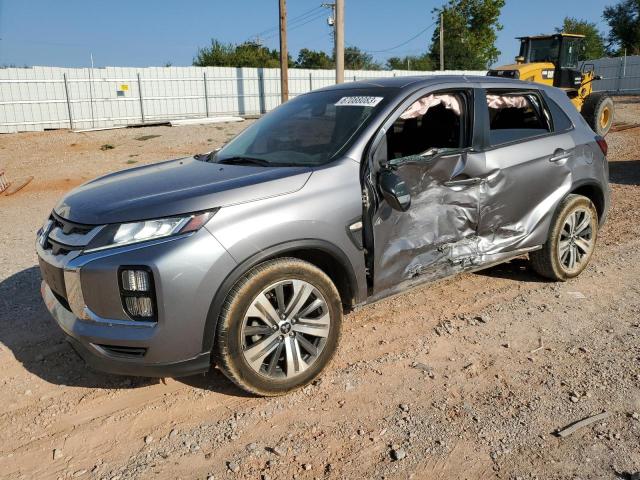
193,39,286,68
193,39,235,66
555,17,606,60
295,48,334,69
386,54,434,70
429,0,505,70
344,46,381,70
603,0,640,55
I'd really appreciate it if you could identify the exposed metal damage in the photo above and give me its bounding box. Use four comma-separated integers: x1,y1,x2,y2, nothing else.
365,85,595,301
371,156,574,299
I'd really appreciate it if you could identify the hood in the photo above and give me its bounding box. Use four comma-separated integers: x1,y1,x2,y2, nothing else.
491,62,556,77
55,157,312,224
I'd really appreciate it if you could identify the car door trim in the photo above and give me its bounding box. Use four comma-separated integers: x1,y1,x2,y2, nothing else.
443,177,482,187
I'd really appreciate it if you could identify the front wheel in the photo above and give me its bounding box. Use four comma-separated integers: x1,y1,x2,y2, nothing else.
213,258,343,396
582,93,614,137
529,194,598,281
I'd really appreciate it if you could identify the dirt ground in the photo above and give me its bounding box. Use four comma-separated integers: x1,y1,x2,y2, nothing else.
0,98,639,480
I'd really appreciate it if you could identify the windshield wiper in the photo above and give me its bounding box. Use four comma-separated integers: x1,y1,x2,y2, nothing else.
217,156,272,167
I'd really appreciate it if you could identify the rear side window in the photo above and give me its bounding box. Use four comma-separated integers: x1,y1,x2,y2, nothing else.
485,90,552,146
543,94,574,132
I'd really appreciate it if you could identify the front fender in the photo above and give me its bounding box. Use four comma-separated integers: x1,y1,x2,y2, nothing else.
200,238,363,353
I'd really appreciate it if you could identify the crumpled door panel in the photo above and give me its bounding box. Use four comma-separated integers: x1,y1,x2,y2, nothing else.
478,133,575,254
370,133,580,299
372,154,480,294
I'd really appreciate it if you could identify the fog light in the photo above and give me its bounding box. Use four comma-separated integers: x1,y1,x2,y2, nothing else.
121,269,150,292
124,296,154,317
119,267,156,321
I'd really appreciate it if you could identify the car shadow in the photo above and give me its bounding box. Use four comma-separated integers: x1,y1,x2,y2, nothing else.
474,257,552,283
608,159,640,186
178,369,255,398
0,265,244,396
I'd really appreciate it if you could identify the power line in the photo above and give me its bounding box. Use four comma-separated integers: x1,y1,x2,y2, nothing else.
285,11,328,33
261,11,327,41
284,5,325,25
253,6,322,38
365,20,438,53
250,6,324,41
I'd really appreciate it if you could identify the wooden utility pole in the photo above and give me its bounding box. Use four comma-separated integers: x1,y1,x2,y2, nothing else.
278,0,289,102
439,12,444,71
335,0,344,83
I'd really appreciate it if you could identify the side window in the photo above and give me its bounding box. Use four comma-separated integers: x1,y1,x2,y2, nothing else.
385,91,469,161
485,90,552,146
544,95,574,132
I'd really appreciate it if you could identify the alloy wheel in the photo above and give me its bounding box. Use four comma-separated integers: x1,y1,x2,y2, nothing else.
241,279,331,380
557,208,594,273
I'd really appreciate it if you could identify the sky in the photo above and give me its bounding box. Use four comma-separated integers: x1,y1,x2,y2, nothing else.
0,0,614,69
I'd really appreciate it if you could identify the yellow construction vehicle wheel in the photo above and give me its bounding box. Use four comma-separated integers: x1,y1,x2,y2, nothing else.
581,93,614,136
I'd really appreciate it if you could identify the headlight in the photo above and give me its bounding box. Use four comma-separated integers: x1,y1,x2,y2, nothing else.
113,217,188,244
85,210,217,252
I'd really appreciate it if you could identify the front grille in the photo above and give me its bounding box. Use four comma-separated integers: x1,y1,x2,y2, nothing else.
51,211,94,235
46,238,75,256
42,212,100,256
97,344,148,358
38,257,67,301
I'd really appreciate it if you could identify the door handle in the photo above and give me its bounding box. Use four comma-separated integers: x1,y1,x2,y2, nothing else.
444,177,481,187
549,149,572,163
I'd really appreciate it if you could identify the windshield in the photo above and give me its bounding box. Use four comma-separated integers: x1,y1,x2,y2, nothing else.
560,37,581,68
524,38,560,64
215,89,389,167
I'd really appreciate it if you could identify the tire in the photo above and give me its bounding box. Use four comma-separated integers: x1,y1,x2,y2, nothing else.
213,258,343,396
581,93,614,136
529,194,598,281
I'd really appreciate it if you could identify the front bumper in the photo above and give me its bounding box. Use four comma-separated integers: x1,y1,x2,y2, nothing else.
37,227,237,377
41,282,211,377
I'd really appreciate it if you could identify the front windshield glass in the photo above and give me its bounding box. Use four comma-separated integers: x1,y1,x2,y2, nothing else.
527,38,560,63
215,89,389,167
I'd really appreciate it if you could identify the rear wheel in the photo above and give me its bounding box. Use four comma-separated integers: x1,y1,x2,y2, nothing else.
581,93,614,136
529,194,598,281
213,258,342,396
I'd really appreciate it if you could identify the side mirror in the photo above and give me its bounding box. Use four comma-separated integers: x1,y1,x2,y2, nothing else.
379,169,411,212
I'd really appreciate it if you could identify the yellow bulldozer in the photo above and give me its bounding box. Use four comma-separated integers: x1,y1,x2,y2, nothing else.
488,33,614,136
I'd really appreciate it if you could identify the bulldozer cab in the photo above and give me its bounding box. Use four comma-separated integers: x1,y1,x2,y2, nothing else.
489,33,614,136
518,34,583,68
517,34,585,90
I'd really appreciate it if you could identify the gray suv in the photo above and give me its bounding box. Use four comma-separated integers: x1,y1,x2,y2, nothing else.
37,76,609,395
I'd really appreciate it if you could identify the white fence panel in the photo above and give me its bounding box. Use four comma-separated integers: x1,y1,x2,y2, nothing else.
0,66,487,133
584,55,640,94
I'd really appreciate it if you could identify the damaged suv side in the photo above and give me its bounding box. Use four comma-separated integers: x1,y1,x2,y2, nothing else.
37,76,609,395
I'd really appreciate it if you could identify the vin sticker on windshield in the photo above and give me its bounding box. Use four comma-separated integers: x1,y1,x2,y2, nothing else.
335,96,383,107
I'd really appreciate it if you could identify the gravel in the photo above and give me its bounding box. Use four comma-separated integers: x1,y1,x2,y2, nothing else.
1,100,639,479
391,448,407,461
